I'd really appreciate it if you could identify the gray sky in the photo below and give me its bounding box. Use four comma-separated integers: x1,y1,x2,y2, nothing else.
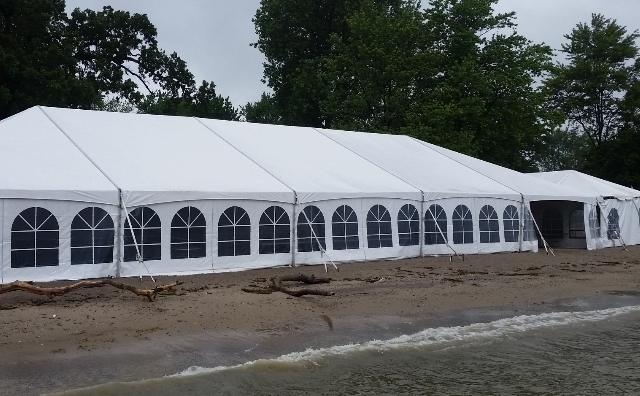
65,0,640,108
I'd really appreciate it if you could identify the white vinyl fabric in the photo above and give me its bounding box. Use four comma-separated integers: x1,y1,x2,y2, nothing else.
5,106,630,283
40,107,295,206
420,141,596,204
0,108,119,204
197,119,422,203
532,171,640,249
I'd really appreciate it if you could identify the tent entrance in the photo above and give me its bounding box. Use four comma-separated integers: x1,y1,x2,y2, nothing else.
530,200,586,249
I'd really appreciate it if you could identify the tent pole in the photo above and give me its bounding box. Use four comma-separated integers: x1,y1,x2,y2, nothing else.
518,194,524,253
419,191,425,258
529,209,555,256
292,194,298,267
115,190,124,278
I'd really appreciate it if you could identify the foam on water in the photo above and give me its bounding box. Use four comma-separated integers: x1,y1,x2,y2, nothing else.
170,304,640,378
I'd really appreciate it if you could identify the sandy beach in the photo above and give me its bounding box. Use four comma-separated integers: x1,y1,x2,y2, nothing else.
2,246,640,395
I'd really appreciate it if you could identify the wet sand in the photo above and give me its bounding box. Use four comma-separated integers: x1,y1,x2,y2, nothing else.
1,246,640,395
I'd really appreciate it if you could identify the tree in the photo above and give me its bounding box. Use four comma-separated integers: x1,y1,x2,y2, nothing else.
0,0,218,120
253,0,379,128
318,0,552,170
545,14,640,149
320,0,427,133
242,92,282,124
0,0,97,119
407,0,553,170
138,80,239,120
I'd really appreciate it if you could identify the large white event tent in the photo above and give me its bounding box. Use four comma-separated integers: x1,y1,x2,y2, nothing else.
532,171,640,249
0,106,620,283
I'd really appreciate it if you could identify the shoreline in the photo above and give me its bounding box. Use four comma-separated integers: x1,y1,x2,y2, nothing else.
1,247,640,395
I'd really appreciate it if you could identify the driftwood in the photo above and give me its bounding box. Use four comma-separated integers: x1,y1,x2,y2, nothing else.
0,279,182,302
243,274,334,297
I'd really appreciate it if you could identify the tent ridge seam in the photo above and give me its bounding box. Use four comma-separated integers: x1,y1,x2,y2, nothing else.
408,136,523,199
37,106,122,192
312,128,425,200
192,117,297,201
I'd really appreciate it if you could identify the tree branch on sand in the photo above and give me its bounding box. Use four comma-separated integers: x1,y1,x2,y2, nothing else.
242,274,334,297
0,280,182,302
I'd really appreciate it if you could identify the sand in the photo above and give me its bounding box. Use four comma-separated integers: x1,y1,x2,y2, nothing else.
1,246,640,394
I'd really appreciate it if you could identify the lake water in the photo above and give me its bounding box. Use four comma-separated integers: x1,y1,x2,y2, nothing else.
50,302,640,395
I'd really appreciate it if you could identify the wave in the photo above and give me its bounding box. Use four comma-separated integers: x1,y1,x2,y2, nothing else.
171,304,640,378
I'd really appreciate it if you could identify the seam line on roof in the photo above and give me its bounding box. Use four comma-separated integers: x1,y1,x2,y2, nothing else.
312,128,425,199
193,117,297,203
407,136,523,199
37,106,121,191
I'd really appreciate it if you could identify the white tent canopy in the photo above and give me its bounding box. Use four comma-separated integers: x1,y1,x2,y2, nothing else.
2,107,632,283
420,142,596,204
318,129,521,201
531,170,640,200
531,170,640,249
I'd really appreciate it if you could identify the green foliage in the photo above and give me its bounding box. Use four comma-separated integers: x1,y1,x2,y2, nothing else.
242,93,282,124
0,0,232,121
0,0,97,119
138,80,239,120
254,0,553,169
545,14,640,148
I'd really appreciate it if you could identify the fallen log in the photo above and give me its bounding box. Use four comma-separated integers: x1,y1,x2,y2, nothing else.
0,279,182,302
269,274,334,297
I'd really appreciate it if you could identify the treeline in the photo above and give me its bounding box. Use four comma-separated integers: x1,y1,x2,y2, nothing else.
1,0,639,186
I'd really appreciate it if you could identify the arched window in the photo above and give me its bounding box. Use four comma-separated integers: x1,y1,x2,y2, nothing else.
298,206,326,252
503,205,519,243
218,206,250,257
398,204,419,246
540,209,563,240
452,205,473,244
569,209,585,239
366,205,393,248
171,206,206,259
479,205,500,243
71,207,114,265
425,204,447,245
607,208,621,240
523,208,536,241
11,207,59,268
588,206,601,238
259,206,290,254
124,207,161,262
332,205,359,250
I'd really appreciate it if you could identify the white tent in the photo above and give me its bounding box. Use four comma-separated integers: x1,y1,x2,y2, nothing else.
532,171,640,249
0,107,610,283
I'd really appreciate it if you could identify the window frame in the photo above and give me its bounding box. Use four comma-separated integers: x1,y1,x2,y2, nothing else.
366,204,393,249
425,204,447,245
503,205,520,243
171,206,207,260
452,205,473,244
398,204,420,247
71,207,115,265
11,207,59,268
297,205,326,253
218,206,251,257
124,207,162,262
479,205,500,244
259,206,291,255
331,205,359,251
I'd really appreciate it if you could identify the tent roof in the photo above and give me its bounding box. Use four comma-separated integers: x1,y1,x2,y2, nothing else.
418,141,596,204
198,119,422,203
41,107,295,206
531,170,640,200
318,129,521,201
0,107,118,204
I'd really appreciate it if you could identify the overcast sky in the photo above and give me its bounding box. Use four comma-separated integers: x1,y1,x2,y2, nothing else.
65,0,640,108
